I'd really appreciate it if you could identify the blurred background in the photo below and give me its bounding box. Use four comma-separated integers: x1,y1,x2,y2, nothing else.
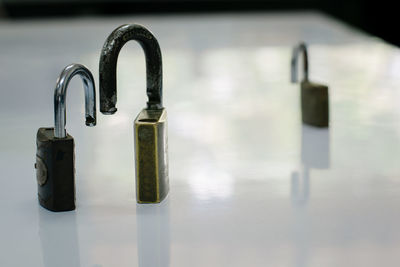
0,0,398,47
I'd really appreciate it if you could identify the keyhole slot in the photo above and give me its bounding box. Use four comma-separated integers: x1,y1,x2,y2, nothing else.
139,119,158,123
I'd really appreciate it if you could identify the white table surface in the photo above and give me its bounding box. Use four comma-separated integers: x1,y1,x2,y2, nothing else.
1,11,400,267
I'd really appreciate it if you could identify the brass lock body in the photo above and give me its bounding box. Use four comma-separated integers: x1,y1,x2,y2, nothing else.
36,128,75,211
99,24,169,203
301,81,329,127
135,109,169,203
35,64,96,212
292,42,329,128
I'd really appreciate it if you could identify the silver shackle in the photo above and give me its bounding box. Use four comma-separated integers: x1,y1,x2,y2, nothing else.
54,64,97,138
291,42,309,83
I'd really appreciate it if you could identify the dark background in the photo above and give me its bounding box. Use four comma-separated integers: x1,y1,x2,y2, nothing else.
1,0,398,46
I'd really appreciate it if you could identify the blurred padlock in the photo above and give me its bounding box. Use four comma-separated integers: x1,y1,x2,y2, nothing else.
291,42,329,127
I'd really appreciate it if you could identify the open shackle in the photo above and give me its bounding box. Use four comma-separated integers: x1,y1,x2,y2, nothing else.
99,24,163,114
54,63,97,138
291,42,309,83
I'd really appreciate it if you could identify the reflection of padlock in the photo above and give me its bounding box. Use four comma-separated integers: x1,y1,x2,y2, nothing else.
35,64,96,212
38,208,81,267
99,24,169,204
301,125,330,169
137,198,170,267
291,42,329,127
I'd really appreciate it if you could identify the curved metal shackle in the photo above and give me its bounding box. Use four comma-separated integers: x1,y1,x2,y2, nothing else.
54,64,97,138
291,42,309,83
99,24,163,114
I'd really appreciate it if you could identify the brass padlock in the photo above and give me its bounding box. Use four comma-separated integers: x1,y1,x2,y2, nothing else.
35,64,96,211
99,24,169,204
291,42,329,127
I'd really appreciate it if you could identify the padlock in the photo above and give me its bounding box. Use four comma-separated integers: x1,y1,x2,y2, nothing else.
35,64,96,212
99,24,169,204
291,42,329,127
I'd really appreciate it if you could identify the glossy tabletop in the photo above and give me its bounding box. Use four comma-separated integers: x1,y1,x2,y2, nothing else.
1,11,400,267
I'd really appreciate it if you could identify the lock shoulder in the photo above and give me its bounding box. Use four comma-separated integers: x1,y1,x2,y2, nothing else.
301,80,328,91
37,127,74,143
135,108,167,123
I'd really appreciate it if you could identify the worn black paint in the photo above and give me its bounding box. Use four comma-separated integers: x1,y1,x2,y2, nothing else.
36,128,75,212
99,24,163,114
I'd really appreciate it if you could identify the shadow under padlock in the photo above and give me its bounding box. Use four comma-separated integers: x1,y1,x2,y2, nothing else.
38,207,81,267
136,196,170,267
291,125,330,206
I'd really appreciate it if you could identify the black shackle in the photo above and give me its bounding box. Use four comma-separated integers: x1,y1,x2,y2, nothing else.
291,42,309,83
99,24,163,114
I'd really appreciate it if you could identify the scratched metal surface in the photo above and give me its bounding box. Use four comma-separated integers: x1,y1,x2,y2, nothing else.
1,12,400,267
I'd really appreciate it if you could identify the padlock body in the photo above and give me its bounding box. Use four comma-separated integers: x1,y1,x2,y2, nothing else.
301,81,329,127
134,108,169,203
36,128,75,212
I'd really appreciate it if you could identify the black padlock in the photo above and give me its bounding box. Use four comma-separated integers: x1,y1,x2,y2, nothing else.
35,64,96,212
291,42,329,127
99,24,169,204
